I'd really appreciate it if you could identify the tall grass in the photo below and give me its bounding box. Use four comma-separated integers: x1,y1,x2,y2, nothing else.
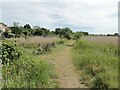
2,50,57,88
8,37,64,49
1,38,58,88
73,40,118,89
81,36,118,47
8,37,61,47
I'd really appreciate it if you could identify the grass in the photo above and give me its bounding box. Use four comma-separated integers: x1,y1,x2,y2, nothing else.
72,40,118,89
2,48,58,88
2,36,118,88
81,36,118,47
8,37,61,48
1,37,61,88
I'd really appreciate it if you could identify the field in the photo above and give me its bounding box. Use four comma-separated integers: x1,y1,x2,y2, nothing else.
12,37,60,45
72,36,118,88
7,37,61,48
0,1,119,89
81,36,118,46
1,36,119,89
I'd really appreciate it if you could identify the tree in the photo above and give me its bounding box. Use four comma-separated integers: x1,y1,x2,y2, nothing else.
13,22,19,27
82,32,89,36
10,27,22,37
73,31,83,40
24,24,31,29
55,27,73,39
61,27,73,39
114,33,119,36
107,34,113,36
50,31,55,36
22,30,30,36
55,28,62,35
34,29,44,36
41,28,50,36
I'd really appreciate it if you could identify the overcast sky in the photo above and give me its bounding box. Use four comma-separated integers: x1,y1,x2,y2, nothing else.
0,0,119,34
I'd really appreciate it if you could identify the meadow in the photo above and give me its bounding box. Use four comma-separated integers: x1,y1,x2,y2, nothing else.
1,36,63,88
81,36,118,46
72,36,118,88
1,35,119,89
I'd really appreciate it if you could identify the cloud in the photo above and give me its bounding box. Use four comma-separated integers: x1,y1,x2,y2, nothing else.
1,0,119,34
0,3,3,21
107,12,118,18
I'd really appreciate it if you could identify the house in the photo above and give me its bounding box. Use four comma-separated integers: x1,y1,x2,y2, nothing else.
0,23,11,33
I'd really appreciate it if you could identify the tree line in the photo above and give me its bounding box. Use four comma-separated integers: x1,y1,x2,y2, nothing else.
2,23,89,40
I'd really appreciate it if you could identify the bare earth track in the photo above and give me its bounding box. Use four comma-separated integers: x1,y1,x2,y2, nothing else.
40,43,85,88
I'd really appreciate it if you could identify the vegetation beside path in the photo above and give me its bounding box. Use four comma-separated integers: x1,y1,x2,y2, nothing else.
72,40,118,89
1,36,118,89
40,40,85,88
1,38,63,88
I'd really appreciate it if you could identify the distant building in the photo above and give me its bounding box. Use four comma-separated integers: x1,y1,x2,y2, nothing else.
0,23,11,33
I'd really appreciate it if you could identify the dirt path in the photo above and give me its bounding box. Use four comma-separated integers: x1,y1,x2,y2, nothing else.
40,43,85,88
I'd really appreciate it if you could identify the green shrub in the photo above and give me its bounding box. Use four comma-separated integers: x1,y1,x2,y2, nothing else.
8,33,15,38
2,40,22,64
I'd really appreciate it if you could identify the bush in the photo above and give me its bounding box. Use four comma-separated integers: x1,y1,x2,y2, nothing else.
2,40,22,64
2,32,15,38
8,33,15,38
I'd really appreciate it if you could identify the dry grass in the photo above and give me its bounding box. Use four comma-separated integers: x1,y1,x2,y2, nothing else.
8,36,61,46
81,36,119,47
